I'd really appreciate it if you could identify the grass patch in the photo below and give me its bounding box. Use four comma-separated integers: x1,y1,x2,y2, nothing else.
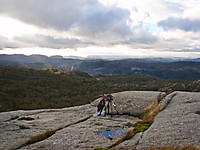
26,129,56,144
142,101,160,124
157,91,174,102
135,122,151,132
18,116,34,121
94,147,109,150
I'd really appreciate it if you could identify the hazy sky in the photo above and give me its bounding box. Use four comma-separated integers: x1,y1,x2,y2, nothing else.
0,0,200,58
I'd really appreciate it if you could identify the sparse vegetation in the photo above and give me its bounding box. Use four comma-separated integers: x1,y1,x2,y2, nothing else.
107,91,176,149
26,129,56,144
22,115,93,148
94,148,109,150
135,122,151,132
108,101,160,149
141,101,160,124
147,145,200,150
157,91,174,102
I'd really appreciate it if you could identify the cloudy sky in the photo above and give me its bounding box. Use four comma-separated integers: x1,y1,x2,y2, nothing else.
0,0,200,58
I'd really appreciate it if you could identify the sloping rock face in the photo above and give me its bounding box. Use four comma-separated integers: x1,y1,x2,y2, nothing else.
117,92,200,149
0,91,199,150
0,104,96,150
136,92,200,149
92,91,160,117
1,91,156,150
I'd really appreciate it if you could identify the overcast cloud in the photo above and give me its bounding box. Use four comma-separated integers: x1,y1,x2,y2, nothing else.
0,0,200,58
158,17,200,32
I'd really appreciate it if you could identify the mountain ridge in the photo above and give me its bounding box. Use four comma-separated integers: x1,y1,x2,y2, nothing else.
1,54,200,80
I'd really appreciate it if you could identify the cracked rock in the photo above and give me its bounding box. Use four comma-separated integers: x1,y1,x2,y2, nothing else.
0,91,199,150
136,92,200,149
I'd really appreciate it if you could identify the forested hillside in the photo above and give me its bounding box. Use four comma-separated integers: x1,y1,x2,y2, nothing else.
0,65,199,112
74,60,200,81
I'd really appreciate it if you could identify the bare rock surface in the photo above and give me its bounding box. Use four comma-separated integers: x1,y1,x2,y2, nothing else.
92,91,161,116
136,92,200,149
116,92,200,149
20,115,139,150
0,91,199,150
0,104,96,150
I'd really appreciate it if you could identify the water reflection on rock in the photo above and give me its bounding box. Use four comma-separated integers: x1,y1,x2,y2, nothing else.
99,129,125,137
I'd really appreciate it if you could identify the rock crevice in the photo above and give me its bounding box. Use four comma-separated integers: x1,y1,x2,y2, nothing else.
136,92,200,149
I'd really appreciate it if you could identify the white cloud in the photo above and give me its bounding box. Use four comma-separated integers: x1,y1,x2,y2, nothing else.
0,16,37,38
0,0,200,58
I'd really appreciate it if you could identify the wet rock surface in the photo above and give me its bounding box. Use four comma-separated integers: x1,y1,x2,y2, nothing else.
0,91,199,150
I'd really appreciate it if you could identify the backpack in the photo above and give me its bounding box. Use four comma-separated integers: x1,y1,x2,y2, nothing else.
97,98,105,112
106,94,113,102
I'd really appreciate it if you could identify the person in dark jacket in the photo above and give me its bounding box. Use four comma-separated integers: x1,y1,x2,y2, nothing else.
97,94,116,117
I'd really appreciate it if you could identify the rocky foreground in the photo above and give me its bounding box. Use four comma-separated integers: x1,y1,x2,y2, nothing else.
0,91,199,150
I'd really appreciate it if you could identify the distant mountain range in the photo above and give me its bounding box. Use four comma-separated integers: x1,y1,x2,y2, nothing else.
1,54,200,80
85,55,200,62
0,54,81,70
0,54,82,63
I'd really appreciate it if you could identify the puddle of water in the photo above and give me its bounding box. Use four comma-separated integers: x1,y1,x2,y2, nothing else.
99,129,124,137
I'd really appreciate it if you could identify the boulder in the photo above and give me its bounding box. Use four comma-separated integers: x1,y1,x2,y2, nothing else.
92,91,161,117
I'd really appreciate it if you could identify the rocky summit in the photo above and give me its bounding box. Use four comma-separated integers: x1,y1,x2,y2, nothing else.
0,91,199,150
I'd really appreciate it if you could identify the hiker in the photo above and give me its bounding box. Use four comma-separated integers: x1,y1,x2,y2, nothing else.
97,94,117,117
97,94,106,116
